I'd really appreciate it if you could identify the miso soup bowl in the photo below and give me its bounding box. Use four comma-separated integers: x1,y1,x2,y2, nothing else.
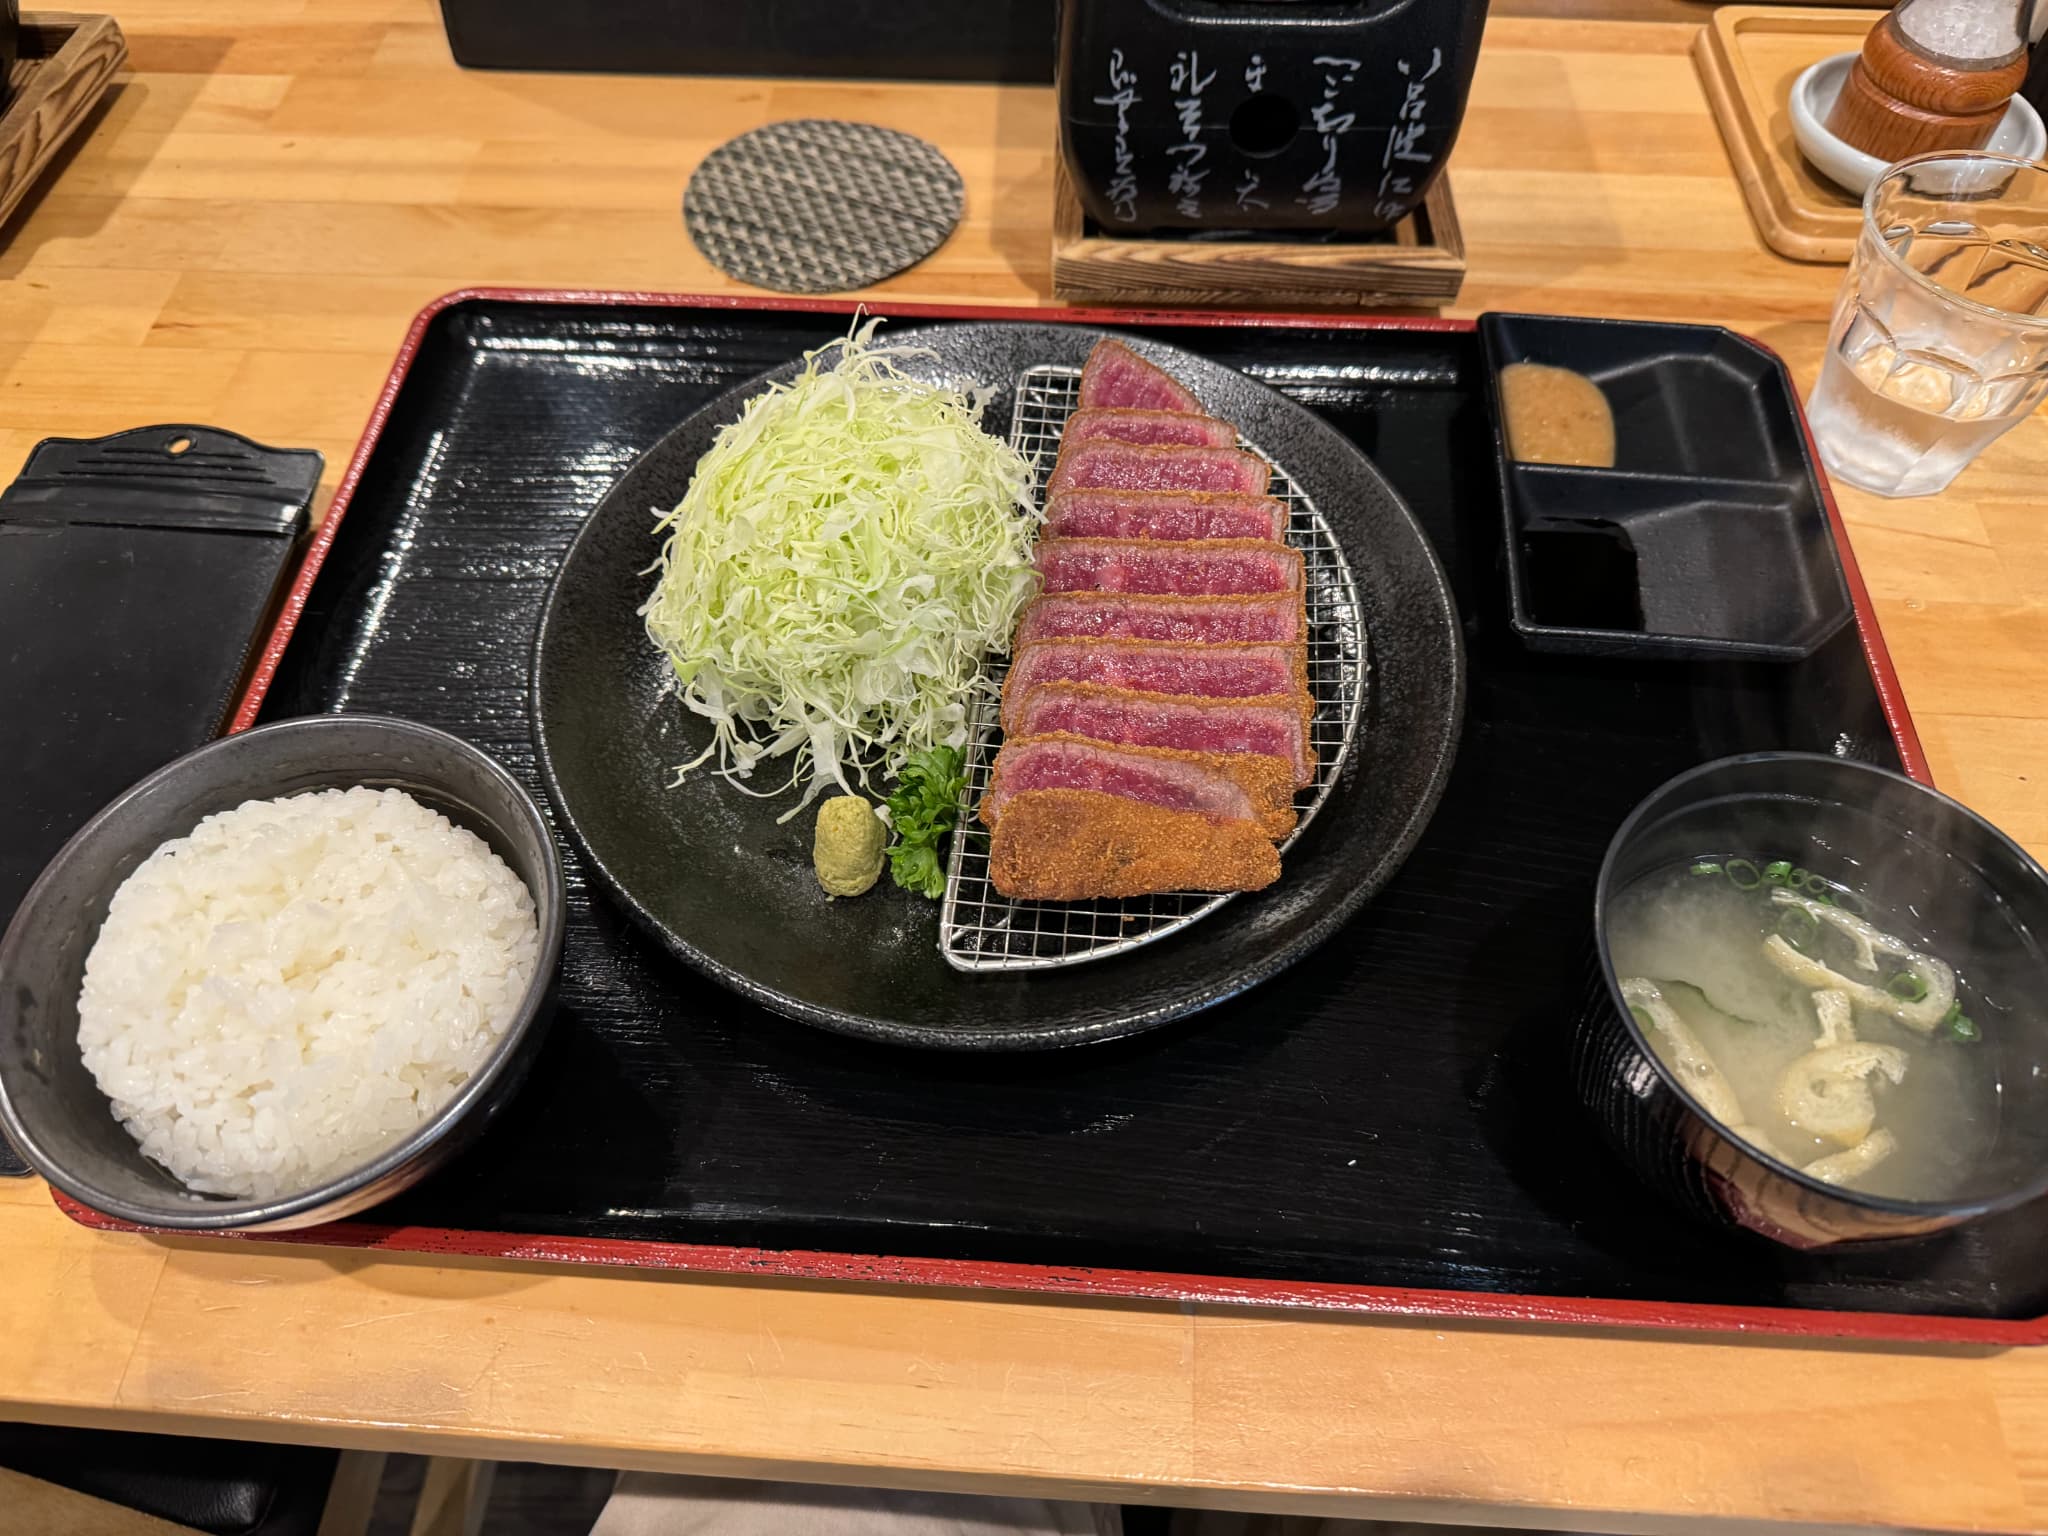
1573,752,2048,1249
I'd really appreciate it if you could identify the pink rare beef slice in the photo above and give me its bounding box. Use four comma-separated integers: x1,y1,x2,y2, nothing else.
1060,407,1238,450
1047,440,1273,497
1034,538,1303,596
1013,590,1304,647
1043,490,1287,543
1077,338,1205,413
1012,683,1315,787
1001,639,1309,729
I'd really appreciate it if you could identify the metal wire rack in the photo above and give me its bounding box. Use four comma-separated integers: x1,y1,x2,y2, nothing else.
937,364,1370,973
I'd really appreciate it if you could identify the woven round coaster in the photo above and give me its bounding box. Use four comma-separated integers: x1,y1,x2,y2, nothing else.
684,119,966,295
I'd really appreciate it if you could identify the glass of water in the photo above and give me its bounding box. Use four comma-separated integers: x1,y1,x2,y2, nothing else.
1807,151,2048,498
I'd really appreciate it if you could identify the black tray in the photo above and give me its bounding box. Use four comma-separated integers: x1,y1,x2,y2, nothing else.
80,292,2048,1344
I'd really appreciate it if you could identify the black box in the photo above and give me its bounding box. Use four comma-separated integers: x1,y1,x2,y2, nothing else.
436,0,1055,83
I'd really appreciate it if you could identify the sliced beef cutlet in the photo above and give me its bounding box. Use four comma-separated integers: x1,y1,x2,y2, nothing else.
1060,407,1237,450
1001,639,1310,731
988,789,1281,900
983,339,1314,902
1012,683,1315,788
1043,489,1287,543
1047,440,1272,497
1077,338,1205,414
981,734,1295,839
1014,590,1304,647
1035,538,1302,596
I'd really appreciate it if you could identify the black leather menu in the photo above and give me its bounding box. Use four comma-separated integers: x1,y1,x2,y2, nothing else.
0,426,320,932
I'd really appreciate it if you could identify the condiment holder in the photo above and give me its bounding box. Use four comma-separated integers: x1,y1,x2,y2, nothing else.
1824,0,2031,162
1791,50,2045,198
1480,313,1852,662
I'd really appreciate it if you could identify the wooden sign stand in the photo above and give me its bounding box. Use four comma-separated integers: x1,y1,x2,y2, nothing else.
1050,158,1466,311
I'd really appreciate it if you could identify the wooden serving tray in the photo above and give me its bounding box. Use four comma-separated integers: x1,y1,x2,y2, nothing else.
1694,6,1884,263
1050,158,1465,310
0,11,126,237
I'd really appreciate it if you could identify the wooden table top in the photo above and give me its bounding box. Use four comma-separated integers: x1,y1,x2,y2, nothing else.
6,4,2048,1529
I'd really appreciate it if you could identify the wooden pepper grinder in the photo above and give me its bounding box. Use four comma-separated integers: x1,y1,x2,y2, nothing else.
1826,0,2031,161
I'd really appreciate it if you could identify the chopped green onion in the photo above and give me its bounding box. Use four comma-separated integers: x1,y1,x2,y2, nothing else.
1725,858,1762,890
1943,1001,1980,1042
1801,871,1832,894
1763,860,1794,885
1777,906,1821,951
1690,861,1723,877
1832,888,1866,915
1886,972,1929,1003
1626,1004,1653,1033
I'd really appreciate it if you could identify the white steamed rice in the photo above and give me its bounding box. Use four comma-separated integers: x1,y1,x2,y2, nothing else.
77,785,540,1201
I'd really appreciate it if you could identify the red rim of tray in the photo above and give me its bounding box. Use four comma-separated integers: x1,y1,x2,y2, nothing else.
61,287,1997,1343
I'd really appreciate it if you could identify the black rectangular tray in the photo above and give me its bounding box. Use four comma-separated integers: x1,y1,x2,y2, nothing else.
67,291,2048,1345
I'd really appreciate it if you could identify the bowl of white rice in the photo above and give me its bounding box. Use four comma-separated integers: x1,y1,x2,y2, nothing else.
0,715,565,1230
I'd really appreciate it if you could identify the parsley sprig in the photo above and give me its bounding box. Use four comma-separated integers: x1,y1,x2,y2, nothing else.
885,746,968,899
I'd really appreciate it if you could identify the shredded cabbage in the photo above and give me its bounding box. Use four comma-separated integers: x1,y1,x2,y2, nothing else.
639,320,1039,819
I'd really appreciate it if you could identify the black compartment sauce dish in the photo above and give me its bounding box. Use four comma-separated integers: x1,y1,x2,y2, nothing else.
59,290,2048,1345
1481,313,1853,662
1576,753,2048,1251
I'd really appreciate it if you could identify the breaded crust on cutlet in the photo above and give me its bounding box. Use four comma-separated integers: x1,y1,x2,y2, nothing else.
979,733,1295,839
988,789,1281,901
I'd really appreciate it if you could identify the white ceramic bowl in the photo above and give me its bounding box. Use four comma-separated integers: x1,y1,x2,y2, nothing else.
1789,51,2047,199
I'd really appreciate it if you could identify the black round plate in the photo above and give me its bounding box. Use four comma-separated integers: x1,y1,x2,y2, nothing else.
532,323,1464,1050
